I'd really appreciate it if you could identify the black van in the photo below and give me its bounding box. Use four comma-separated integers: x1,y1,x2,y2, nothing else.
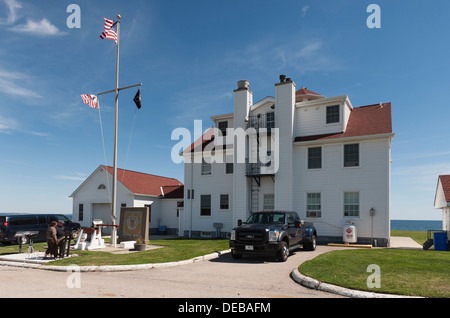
0,214,81,245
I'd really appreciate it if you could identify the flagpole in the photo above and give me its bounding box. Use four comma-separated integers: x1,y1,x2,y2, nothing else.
97,83,142,96
111,14,121,247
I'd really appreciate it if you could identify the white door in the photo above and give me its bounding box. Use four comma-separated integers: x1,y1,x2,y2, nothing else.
92,203,113,234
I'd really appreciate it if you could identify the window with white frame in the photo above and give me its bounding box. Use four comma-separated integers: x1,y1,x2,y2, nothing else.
326,105,340,124
263,194,275,210
220,194,229,209
308,147,322,169
266,112,275,129
306,193,321,218
201,158,212,175
225,155,233,174
78,204,84,221
226,163,233,174
200,195,211,216
344,192,359,217
218,121,228,136
344,144,359,167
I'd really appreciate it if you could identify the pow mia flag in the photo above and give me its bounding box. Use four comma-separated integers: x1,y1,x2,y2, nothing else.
134,89,142,109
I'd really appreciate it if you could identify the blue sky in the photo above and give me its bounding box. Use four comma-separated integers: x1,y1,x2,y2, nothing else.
0,0,449,220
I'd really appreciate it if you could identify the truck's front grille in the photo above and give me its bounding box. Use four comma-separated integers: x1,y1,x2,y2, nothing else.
237,230,265,243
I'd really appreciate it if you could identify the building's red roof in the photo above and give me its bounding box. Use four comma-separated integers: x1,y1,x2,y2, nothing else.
296,87,323,96
439,175,450,202
296,87,325,102
181,127,232,155
182,102,392,153
161,185,184,199
295,103,392,142
102,165,182,197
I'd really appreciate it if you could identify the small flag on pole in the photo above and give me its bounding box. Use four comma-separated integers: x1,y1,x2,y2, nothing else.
133,89,141,109
81,94,99,109
100,17,118,44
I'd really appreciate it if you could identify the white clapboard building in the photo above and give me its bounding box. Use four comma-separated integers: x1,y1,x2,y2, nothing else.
181,76,394,246
434,175,450,232
70,165,184,235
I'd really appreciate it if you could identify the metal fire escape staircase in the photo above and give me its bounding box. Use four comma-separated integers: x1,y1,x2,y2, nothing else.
250,177,260,214
246,113,275,214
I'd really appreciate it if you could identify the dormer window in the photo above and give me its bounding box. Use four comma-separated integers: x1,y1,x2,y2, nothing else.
98,184,106,190
326,105,340,124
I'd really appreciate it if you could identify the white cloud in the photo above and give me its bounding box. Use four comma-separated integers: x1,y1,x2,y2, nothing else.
0,0,22,25
0,77,42,99
10,18,64,36
296,41,322,58
168,84,233,128
392,161,450,192
0,113,49,137
0,115,18,134
54,175,86,181
222,37,345,76
302,5,310,18
0,68,42,99
0,0,63,36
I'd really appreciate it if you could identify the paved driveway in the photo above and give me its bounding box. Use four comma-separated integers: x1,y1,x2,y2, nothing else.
0,245,346,298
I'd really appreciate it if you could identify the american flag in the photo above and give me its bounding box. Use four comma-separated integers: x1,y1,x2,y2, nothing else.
99,17,118,44
81,94,99,109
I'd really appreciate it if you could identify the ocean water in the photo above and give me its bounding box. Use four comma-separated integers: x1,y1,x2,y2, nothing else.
0,213,73,220
391,220,443,232
0,213,441,231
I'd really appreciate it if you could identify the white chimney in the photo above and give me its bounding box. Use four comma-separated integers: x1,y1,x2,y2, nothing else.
233,80,252,129
232,79,252,227
274,75,296,211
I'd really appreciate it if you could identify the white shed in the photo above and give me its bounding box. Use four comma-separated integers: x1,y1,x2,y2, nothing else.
70,165,183,235
434,175,450,232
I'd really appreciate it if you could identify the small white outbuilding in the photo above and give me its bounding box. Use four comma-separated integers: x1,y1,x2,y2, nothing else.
434,175,450,232
70,165,184,235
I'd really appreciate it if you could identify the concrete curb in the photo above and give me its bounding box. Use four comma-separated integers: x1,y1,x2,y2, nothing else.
0,249,231,272
291,268,423,298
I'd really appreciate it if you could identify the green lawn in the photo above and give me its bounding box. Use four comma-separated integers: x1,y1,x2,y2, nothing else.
299,232,450,298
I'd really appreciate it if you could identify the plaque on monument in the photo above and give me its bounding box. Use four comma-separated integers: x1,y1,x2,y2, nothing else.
118,207,149,244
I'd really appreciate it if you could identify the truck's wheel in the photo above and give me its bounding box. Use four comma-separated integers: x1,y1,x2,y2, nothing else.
277,241,289,262
304,235,316,251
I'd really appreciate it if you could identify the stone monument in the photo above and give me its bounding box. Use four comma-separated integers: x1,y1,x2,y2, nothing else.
118,207,149,244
